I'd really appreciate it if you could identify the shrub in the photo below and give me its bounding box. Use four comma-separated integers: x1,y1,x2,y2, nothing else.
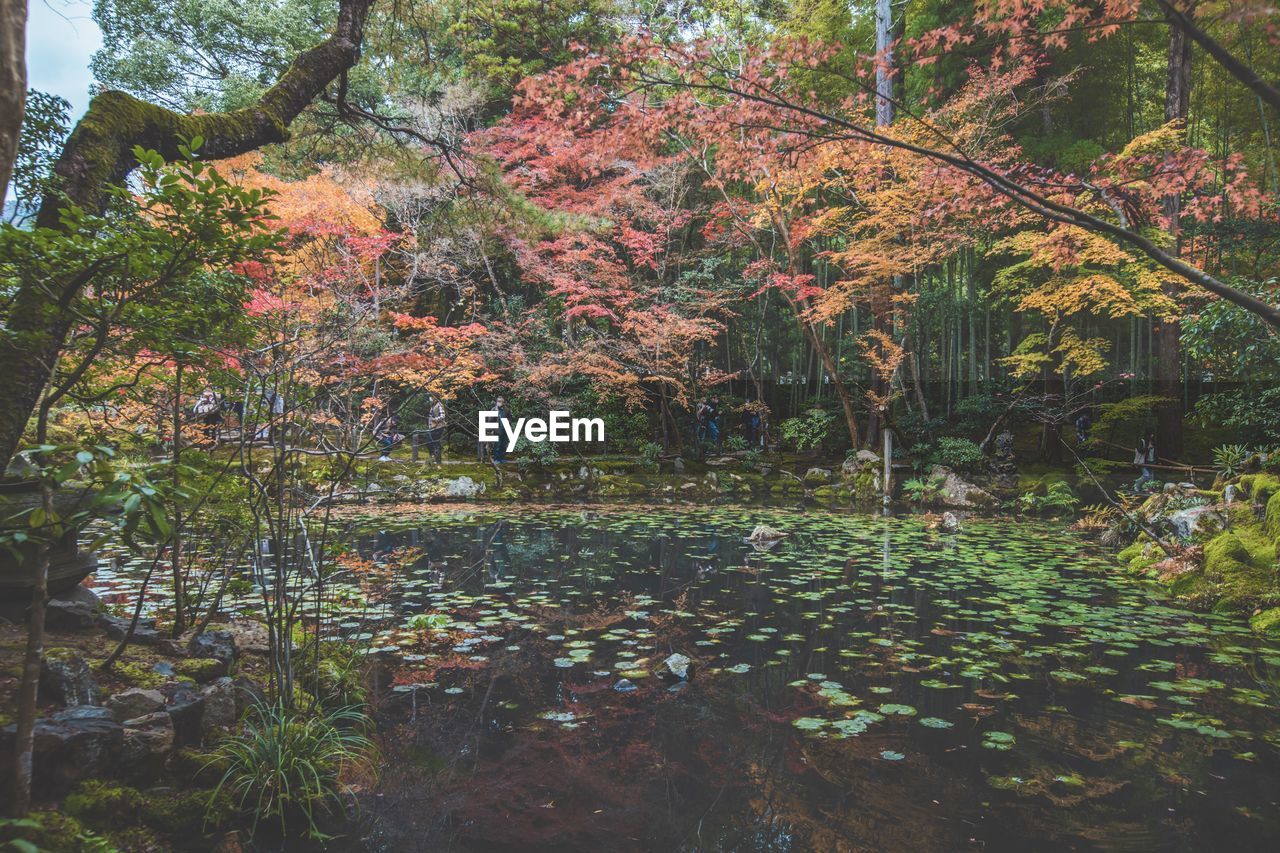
742,448,762,471
1212,443,1251,479
514,436,558,472
723,434,748,452
638,441,662,472
209,702,376,840
930,437,984,473
780,408,835,453
902,476,942,504
1016,482,1079,516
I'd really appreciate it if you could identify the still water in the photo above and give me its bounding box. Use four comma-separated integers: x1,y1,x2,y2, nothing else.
323,506,1280,852
88,505,1280,850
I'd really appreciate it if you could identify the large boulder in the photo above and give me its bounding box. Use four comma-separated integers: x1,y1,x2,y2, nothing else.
120,711,175,775
841,450,880,477
216,620,269,655
928,466,997,509
44,587,103,632
105,688,165,723
161,682,206,748
444,475,485,498
201,677,238,733
40,648,99,707
0,706,122,799
803,467,833,484
1166,505,1225,541
188,629,236,665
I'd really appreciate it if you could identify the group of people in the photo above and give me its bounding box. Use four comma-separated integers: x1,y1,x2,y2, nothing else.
373,394,447,462
695,394,765,454
189,387,284,444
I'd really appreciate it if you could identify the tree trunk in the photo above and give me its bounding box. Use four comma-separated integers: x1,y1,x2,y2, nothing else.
0,0,26,213
170,364,186,636
8,481,53,817
1156,19,1192,458
0,0,375,473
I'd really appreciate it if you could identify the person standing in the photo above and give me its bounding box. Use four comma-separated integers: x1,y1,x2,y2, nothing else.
491,396,511,463
1134,432,1157,491
707,394,722,453
192,388,222,443
425,394,446,464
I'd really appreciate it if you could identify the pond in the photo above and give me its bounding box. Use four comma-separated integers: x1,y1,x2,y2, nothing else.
94,506,1280,850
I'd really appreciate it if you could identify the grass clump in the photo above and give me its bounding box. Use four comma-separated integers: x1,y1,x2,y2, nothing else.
208,701,376,840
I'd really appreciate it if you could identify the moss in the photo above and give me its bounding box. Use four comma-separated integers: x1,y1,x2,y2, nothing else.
1238,473,1280,504
64,780,145,829
1201,529,1278,611
0,809,95,852
141,788,236,836
1251,607,1280,636
1118,538,1161,575
1266,490,1280,543
170,748,229,785
110,659,169,689
175,657,225,682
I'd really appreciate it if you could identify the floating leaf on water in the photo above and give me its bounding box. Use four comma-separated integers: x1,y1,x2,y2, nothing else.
919,717,953,729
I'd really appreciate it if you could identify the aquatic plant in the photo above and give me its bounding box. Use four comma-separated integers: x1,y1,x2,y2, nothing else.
208,702,376,840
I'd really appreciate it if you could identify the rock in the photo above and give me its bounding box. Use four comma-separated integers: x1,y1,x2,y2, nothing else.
928,466,997,509
0,707,122,799
444,475,485,498
232,676,266,717
161,682,206,748
40,648,99,706
664,652,691,680
1224,484,1240,504
201,677,238,732
936,512,961,533
120,711,175,772
745,524,787,546
612,678,638,693
673,457,686,474
804,467,833,484
175,657,227,683
1167,505,1225,541
44,599,99,632
100,615,162,645
211,831,244,853
188,629,236,664
218,621,269,655
841,450,880,477
106,688,165,722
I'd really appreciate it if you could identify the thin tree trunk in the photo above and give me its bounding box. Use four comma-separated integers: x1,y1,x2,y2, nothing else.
0,0,26,211
9,481,54,818
170,364,186,636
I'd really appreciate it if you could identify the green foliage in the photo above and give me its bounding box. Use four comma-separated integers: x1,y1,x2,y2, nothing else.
1212,444,1252,479
930,437,984,473
1194,387,1280,446
514,435,559,472
64,781,145,830
209,702,376,840
723,434,748,452
0,813,115,853
902,476,943,504
1092,396,1167,434
780,408,835,453
742,448,762,471
638,441,662,472
1016,482,1079,516
8,90,70,222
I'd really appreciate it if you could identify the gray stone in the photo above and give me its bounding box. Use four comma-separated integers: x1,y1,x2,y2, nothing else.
189,629,236,664
106,688,165,722
0,707,122,799
161,682,206,747
938,512,961,533
613,678,638,693
100,615,162,645
45,599,99,632
40,648,98,706
120,711,175,771
443,475,485,498
1224,484,1240,504
1167,505,1225,541
673,457,686,474
804,467,833,483
664,652,691,680
842,450,880,477
201,677,238,732
928,465,997,509
220,621,269,655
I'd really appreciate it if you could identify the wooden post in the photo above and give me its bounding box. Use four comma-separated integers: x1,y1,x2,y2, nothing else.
883,422,892,513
